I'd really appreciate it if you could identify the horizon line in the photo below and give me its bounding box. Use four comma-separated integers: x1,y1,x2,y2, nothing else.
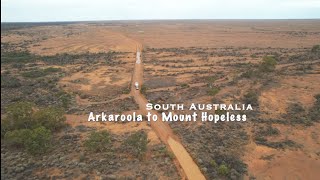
2,18,320,23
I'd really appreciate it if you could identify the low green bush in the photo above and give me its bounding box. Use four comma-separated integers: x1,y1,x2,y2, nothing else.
44,67,61,73
24,126,52,155
207,76,217,83
255,139,301,149
250,54,257,58
309,94,320,122
140,85,148,95
55,90,72,108
211,153,247,178
215,109,227,115
311,45,320,53
84,130,111,152
32,107,66,131
243,91,259,106
1,75,21,88
286,103,312,125
207,87,220,96
158,146,175,160
4,126,52,155
2,102,34,134
287,103,305,114
241,69,255,78
256,125,280,137
180,83,190,88
21,67,61,78
124,130,148,159
218,164,230,176
259,56,277,72
210,160,218,168
1,102,66,137
122,88,131,94
22,70,47,78
1,51,36,63
4,129,31,147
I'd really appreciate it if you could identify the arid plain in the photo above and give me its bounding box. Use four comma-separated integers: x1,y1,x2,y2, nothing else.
1,20,320,179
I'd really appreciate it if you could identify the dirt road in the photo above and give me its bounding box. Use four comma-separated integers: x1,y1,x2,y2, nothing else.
130,46,206,180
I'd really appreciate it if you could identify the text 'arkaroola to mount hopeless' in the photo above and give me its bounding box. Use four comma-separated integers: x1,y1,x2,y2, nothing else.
88,103,253,123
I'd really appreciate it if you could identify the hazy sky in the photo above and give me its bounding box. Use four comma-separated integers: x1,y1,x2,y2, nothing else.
1,0,320,22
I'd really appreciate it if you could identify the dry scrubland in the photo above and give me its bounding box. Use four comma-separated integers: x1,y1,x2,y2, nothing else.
1,20,320,179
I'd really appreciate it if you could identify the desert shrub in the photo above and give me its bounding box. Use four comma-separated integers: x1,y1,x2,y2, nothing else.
84,130,111,152
260,154,275,161
254,125,282,148
22,69,47,78
158,146,175,160
309,94,320,122
44,67,61,73
255,125,280,137
207,87,220,96
289,48,320,62
218,164,230,176
212,153,247,176
250,54,257,58
180,83,190,88
24,126,52,155
254,125,281,145
42,53,85,65
4,129,31,147
210,160,218,168
1,75,21,88
1,102,66,137
42,51,119,65
166,150,175,160
241,57,276,79
243,91,259,106
21,67,61,78
215,109,227,115
1,51,36,63
294,64,313,74
255,139,301,149
1,119,12,138
284,94,320,126
32,107,66,131
2,102,34,133
241,69,256,78
124,130,148,159
122,87,131,94
4,126,52,155
140,84,147,95
259,56,277,72
11,63,25,69
59,92,72,110
287,103,305,114
241,68,262,79
286,103,312,125
311,45,320,53
207,76,217,82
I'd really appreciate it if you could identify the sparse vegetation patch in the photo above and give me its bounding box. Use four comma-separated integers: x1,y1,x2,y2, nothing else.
84,130,111,152
124,130,148,159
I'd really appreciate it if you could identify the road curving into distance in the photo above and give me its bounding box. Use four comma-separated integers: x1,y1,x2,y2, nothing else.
130,45,206,180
